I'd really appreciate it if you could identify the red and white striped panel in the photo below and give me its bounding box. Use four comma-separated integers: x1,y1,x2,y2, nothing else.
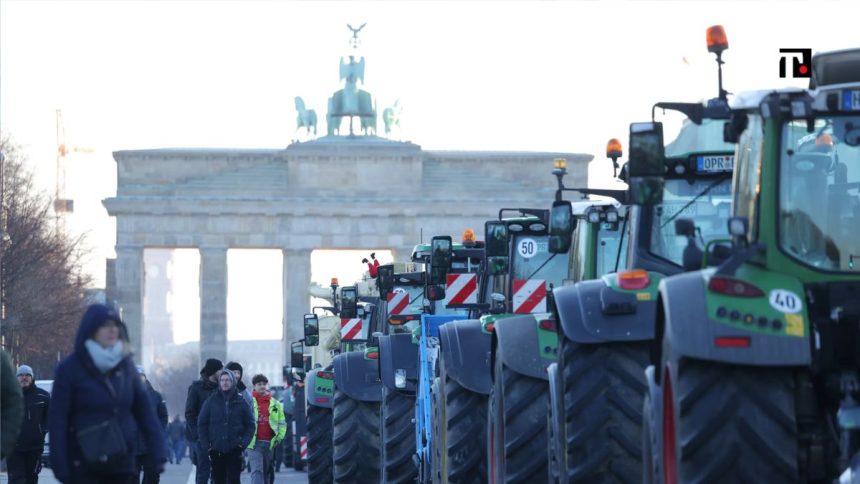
387,290,410,315
300,436,308,460
340,318,363,340
445,273,478,306
512,279,547,314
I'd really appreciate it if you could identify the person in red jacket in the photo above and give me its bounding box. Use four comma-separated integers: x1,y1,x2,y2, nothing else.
362,252,380,278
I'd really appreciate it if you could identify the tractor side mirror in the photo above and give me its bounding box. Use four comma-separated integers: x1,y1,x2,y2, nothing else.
303,314,319,347
628,122,666,177
627,121,666,206
485,221,509,276
376,264,395,299
340,286,358,319
290,341,304,369
429,236,453,285
549,200,575,254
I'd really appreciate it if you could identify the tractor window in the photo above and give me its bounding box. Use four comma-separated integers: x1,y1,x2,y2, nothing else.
511,235,571,288
779,115,860,273
596,221,627,276
649,178,733,267
570,221,591,282
732,114,763,241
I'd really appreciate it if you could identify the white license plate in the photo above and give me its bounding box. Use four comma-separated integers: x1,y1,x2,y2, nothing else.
697,155,734,172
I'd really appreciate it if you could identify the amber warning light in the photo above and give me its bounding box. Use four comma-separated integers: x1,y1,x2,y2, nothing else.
706,25,728,54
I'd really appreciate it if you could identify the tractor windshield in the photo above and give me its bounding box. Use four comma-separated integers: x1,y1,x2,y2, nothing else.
649,178,733,266
779,115,860,272
511,234,571,287
596,221,628,276
648,119,734,267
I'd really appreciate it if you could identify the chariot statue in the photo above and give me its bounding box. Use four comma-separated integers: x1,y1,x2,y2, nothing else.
326,24,378,136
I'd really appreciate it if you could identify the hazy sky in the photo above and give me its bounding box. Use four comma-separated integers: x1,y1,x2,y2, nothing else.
2,0,856,342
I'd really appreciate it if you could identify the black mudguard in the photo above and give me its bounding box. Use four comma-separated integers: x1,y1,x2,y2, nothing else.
661,272,811,366
439,320,492,395
493,314,550,381
332,351,382,402
378,333,419,393
554,280,656,344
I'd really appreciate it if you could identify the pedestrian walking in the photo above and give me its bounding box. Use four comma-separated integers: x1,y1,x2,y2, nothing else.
136,366,168,484
7,364,50,484
198,369,254,484
48,303,167,484
1,348,24,459
167,415,186,464
247,374,286,484
224,362,252,408
185,358,222,484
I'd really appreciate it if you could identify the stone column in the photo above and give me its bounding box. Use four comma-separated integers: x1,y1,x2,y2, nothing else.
282,249,311,348
199,246,228,364
115,245,144,360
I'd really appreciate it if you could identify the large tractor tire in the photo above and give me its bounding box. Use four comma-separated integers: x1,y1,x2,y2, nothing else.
488,352,549,483
661,357,798,483
436,357,487,484
547,363,564,484
307,404,334,484
332,388,381,483
381,386,418,483
561,338,649,482
641,393,659,484
431,377,442,483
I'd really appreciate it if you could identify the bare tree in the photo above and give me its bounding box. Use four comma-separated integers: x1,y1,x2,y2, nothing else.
148,350,200,418
1,133,92,378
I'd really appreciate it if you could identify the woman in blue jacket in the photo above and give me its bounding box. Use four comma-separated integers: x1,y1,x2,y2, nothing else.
48,304,167,483
198,369,255,484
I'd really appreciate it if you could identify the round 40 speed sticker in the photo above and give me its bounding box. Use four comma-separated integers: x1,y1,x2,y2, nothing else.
769,289,802,314
517,238,539,259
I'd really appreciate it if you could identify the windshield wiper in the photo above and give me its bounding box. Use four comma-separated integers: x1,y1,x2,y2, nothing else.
524,253,558,281
660,173,731,229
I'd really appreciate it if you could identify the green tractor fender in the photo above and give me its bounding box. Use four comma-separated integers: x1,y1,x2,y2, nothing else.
492,314,555,381
378,333,419,393
306,367,335,409
438,320,492,395
553,277,658,344
659,271,811,366
332,351,383,402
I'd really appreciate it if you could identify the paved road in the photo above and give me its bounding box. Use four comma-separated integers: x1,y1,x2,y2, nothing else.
1,461,308,484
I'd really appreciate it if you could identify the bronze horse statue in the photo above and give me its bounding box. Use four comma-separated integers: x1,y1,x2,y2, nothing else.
294,97,318,136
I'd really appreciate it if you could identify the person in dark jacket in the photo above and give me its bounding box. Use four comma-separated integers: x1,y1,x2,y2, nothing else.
185,358,222,484
48,303,167,484
8,364,51,484
166,415,186,464
198,369,254,484
1,348,24,460
224,362,252,409
136,366,167,484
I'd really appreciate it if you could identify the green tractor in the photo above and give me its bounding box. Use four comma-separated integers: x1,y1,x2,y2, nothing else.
481,185,630,482
549,25,739,482
643,48,860,482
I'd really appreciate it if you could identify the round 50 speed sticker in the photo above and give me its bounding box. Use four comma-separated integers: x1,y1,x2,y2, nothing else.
518,238,539,259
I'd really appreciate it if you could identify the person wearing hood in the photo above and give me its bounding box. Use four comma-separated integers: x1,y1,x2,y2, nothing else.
197,369,255,484
47,304,167,483
185,357,222,484
135,366,168,484
8,364,51,484
224,362,252,409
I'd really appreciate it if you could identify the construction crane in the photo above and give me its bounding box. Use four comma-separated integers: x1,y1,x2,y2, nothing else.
54,109,93,231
